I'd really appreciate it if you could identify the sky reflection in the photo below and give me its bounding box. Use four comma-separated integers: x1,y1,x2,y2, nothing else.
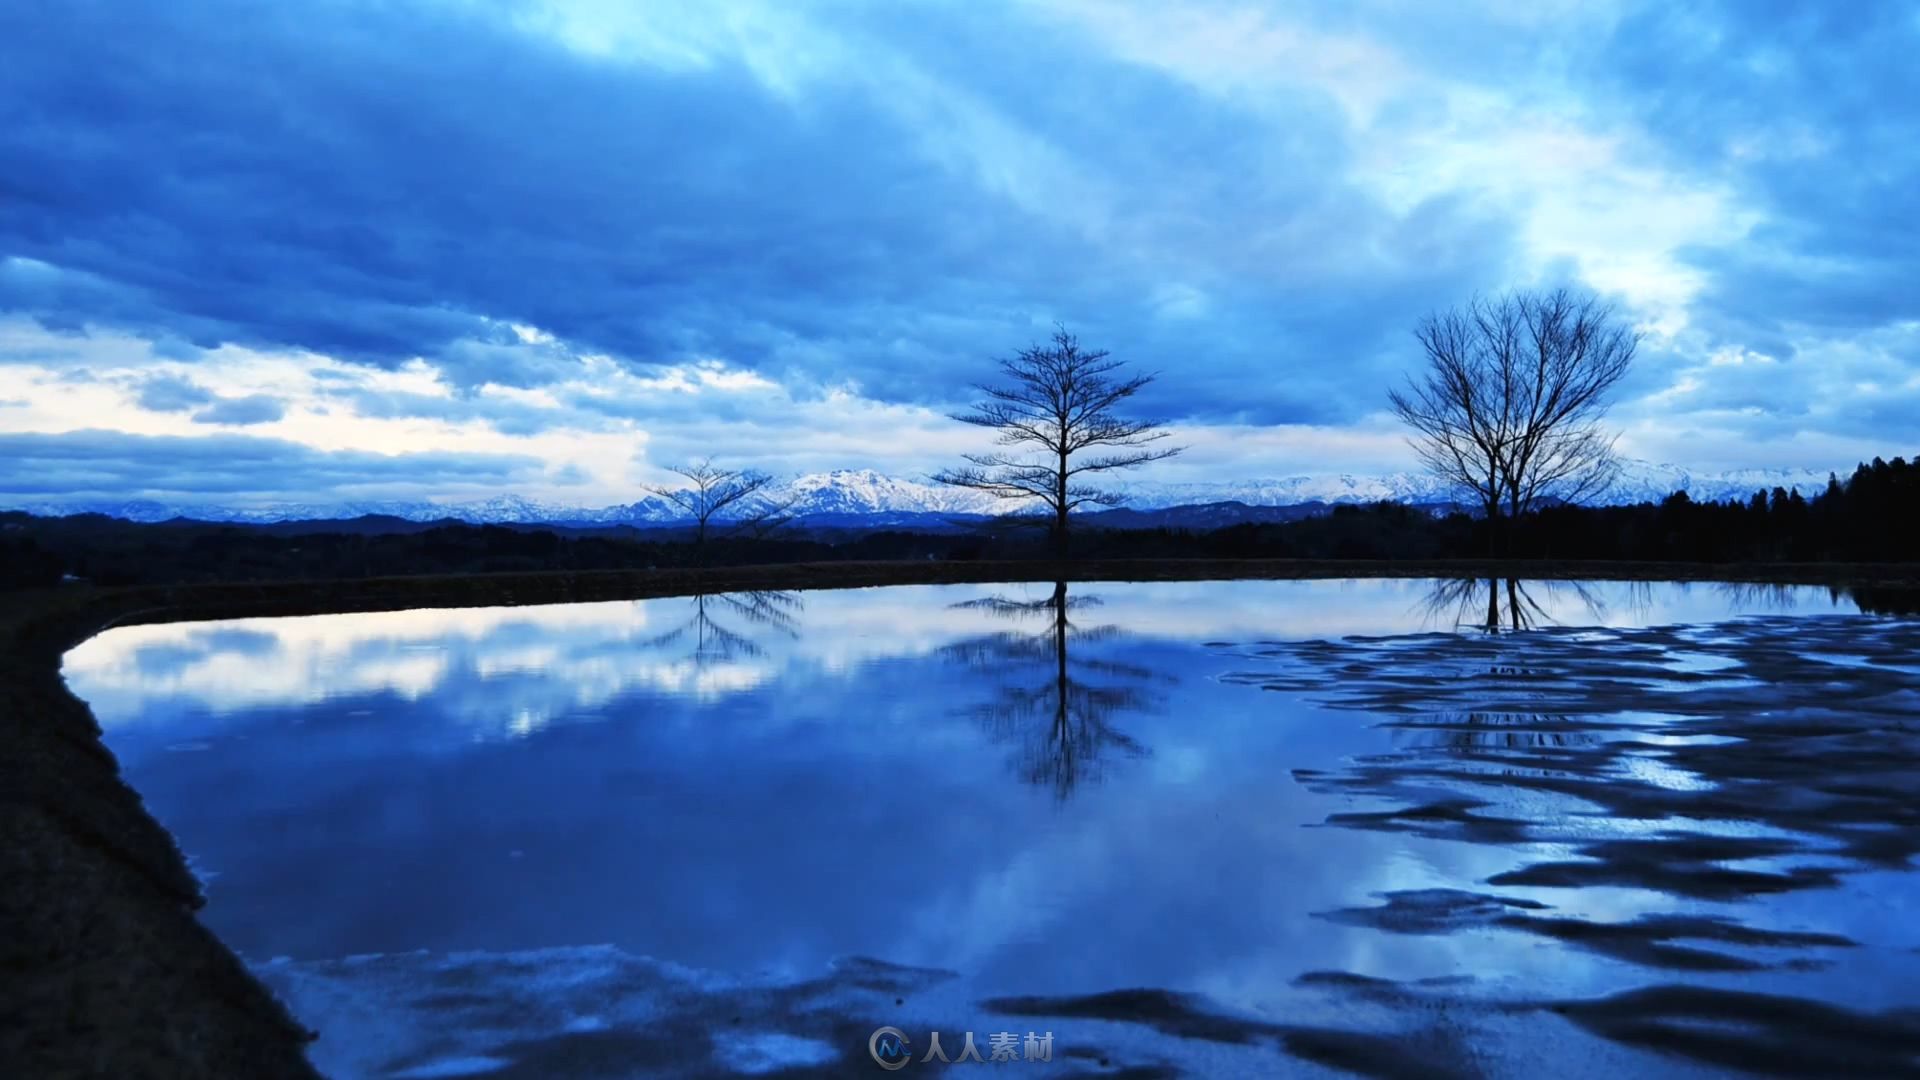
62,579,1914,1031
67,578,1864,731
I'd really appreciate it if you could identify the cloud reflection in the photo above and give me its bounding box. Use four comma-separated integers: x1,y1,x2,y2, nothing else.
61,575,1920,1069
65,579,1868,743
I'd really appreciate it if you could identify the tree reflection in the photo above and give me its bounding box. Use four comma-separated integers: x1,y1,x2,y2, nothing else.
1723,582,1920,617
1420,577,1626,632
640,591,802,662
942,581,1159,801
1409,581,1610,764
1423,577,1541,632
1716,582,1809,611
1839,586,1920,616
1395,709,1598,753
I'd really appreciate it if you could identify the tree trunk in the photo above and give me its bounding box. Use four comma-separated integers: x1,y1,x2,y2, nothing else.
1054,450,1070,560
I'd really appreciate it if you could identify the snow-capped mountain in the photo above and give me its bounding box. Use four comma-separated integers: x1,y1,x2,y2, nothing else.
1117,472,1452,509
2,460,1843,526
1601,462,1838,505
778,469,1005,516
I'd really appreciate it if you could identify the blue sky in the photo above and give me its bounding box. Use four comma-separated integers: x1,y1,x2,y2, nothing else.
3,0,1916,506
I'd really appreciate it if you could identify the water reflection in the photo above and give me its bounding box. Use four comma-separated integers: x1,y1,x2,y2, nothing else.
639,591,803,662
1422,576,1542,632
1395,710,1599,752
1269,612,1920,901
58,579,1920,1078
1835,585,1920,617
941,581,1161,801
1419,577,1920,630
68,578,1880,727
1420,576,1650,632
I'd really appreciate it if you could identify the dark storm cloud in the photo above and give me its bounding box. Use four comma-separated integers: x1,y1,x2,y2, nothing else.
0,0,1515,428
0,429,546,501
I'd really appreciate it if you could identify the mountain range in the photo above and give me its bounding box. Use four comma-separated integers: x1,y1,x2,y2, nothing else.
1,460,1842,529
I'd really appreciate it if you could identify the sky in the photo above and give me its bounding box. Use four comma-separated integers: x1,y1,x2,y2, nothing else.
3,0,1917,508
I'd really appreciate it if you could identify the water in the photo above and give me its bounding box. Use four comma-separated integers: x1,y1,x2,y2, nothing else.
64,579,1920,1077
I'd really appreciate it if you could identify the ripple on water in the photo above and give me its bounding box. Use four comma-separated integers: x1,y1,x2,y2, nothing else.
62,579,1920,1078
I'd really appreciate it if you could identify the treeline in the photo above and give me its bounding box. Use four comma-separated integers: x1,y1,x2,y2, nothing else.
3,457,1915,591
0,515,996,590
1515,456,1919,563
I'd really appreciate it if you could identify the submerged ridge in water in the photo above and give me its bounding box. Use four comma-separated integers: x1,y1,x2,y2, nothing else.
64,579,1920,1078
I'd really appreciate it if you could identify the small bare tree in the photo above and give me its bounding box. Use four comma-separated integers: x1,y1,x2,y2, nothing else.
644,459,794,551
1389,288,1636,546
934,327,1181,557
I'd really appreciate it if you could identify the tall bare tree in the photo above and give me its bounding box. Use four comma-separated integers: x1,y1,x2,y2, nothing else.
1389,288,1636,546
934,327,1181,557
644,459,794,552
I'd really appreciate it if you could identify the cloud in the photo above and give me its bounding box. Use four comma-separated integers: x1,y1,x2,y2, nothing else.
192,393,287,426
0,0,1516,424
1586,2,1920,340
0,429,547,503
136,374,214,412
0,0,1913,501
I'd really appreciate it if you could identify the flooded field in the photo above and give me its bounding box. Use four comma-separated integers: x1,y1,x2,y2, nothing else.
65,579,1920,1078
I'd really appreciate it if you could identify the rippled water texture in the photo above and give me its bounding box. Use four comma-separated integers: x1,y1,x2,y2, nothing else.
65,579,1920,1078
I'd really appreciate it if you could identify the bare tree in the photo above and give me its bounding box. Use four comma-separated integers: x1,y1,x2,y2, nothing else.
1389,289,1636,547
644,459,795,552
934,327,1181,557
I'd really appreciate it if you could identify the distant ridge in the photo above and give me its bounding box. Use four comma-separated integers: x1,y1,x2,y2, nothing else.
2,460,1839,527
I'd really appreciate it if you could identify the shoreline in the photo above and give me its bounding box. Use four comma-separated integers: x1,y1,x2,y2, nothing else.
5,557,1918,1076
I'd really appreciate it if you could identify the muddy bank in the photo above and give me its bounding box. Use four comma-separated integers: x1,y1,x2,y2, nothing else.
4,558,1919,1076
1,609,320,1076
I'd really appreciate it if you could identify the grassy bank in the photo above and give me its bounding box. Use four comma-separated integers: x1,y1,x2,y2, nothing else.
4,557,1918,1076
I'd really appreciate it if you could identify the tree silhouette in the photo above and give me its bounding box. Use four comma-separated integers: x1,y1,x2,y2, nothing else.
1390,289,1636,551
934,327,1181,557
644,459,796,556
941,581,1159,800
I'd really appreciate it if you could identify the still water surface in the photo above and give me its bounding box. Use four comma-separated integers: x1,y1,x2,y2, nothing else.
64,579,1920,1076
